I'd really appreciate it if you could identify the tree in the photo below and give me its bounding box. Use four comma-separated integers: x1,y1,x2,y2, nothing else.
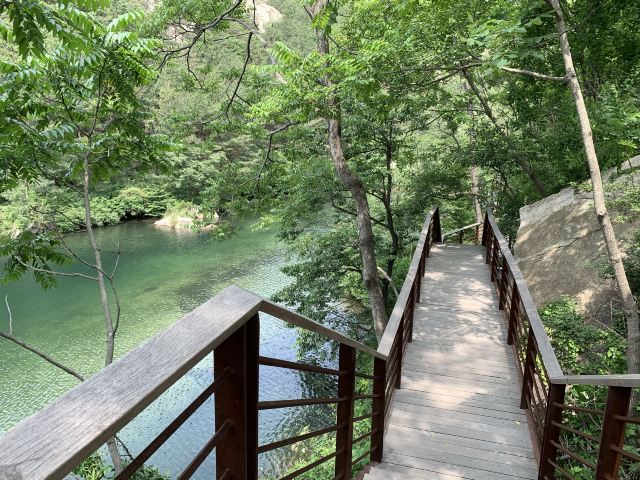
545,0,640,380
465,0,640,379
0,4,166,471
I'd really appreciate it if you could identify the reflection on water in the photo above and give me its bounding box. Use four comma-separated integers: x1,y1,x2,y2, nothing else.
0,219,337,478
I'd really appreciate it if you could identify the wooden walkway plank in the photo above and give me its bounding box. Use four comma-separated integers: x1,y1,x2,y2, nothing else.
366,243,536,480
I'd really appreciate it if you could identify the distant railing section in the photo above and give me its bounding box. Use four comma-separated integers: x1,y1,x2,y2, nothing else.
377,206,441,424
482,209,640,480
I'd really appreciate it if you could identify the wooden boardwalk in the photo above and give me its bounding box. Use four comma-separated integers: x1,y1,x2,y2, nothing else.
363,244,538,480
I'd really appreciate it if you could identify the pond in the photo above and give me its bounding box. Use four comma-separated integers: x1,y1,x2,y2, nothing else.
0,219,334,478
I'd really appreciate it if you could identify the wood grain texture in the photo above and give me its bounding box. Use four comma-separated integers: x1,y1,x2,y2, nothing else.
261,300,384,359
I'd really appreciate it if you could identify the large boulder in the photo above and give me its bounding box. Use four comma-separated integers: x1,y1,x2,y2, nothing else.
514,156,640,324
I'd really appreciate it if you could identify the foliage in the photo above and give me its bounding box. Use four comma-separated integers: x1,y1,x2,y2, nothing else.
541,297,627,376
73,453,170,480
540,297,635,479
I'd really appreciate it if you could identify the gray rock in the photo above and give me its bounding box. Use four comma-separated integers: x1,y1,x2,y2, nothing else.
514,156,640,325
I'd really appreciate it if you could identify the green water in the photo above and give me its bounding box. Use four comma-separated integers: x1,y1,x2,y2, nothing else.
0,220,333,478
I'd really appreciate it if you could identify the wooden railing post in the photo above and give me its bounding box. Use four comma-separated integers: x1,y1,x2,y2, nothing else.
520,327,536,409
371,357,386,462
490,238,499,282
485,229,493,264
432,207,442,242
417,251,425,304
408,287,415,343
395,317,404,389
335,344,356,479
481,214,489,246
507,288,519,346
595,386,632,479
538,383,566,480
214,314,259,480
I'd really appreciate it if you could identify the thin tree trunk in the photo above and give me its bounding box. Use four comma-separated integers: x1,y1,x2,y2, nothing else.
309,1,388,337
82,154,123,473
465,83,484,240
383,138,400,305
547,0,640,380
462,69,548,197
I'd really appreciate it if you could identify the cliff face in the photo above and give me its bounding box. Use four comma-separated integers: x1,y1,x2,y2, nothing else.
514,156,640,324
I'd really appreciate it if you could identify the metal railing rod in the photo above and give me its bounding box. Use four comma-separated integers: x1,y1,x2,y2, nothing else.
551,421,599,443
352,428,378,446
547,459,577,480
610,444,640,462
613,414,640,423
352,446,378,467
258,356,343,376
549,440,596,470
115,367,234,480
553,403,604,416
258,423,346,454
258,397,347,410
353,411,378,423
354,394,379,401
178,420,231,480
279,448,344,480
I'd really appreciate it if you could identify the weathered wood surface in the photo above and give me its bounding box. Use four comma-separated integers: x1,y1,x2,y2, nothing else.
0,286,263,479
365,244,538,480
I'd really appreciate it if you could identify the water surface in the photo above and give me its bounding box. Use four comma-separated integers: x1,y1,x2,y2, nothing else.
0,220,332,477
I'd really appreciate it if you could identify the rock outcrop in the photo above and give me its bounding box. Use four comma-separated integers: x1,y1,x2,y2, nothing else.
246,0,283,32
514,156,640,324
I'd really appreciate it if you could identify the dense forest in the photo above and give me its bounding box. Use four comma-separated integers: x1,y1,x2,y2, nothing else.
1,0,640,478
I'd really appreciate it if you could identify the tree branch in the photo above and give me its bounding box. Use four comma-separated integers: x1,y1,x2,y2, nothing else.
0,332,85,381
15,257,98,282
501,66,567,82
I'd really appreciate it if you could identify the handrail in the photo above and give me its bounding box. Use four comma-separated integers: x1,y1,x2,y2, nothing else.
0,285,383,479
261,299,385,360
441,221,481,242
484,209,563,380
0,286,262,479
554,374,640,387
377,206,441,357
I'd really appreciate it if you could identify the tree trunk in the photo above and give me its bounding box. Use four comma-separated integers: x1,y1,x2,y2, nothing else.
547,0,640,379
465,83,484,240
309,1,388,337
82,154,124,473
382,138,400,305
462,69,548,197
327,118,389,338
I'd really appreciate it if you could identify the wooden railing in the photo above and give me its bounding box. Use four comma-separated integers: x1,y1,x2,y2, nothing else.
482,209,640,480
0,207,442,480
0,287,384,479
377,206,441,424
